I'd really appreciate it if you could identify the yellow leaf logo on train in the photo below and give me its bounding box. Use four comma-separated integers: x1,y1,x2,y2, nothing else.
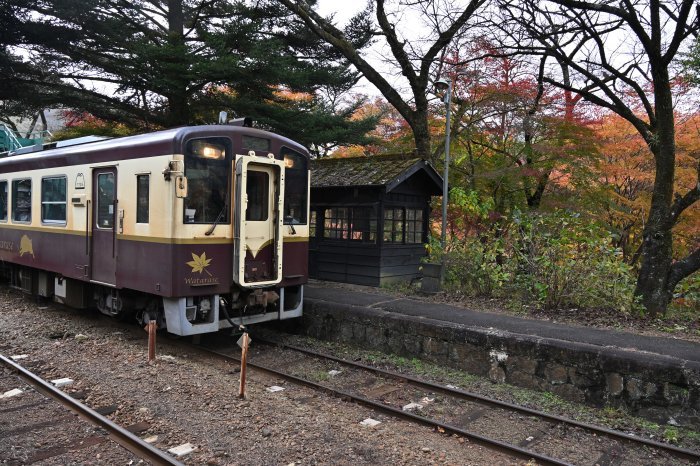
19,235,34,258
187,252,212,276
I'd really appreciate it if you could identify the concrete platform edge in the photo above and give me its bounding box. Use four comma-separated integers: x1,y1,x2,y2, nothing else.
301,297,700,427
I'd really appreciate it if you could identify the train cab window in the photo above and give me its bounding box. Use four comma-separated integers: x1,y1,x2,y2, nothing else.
0,181,7,221
41,176,67,224
281,148,308,225
184,138,230,224
11,179,31,223
245,171,269,221
96,173,115,229
136,175,149,223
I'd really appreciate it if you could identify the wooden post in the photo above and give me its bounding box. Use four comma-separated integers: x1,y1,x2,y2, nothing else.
147,320,156,362
238,332,249,398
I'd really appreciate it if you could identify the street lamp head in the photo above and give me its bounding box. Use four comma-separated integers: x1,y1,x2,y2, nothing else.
434,78,450,96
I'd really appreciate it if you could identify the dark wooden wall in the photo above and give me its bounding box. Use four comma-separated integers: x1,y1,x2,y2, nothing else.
309,185,431,287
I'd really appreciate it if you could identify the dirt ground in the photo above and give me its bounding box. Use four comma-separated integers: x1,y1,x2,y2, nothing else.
0,286,527,465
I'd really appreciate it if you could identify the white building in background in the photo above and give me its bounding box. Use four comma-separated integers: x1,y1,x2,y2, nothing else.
10,109,67,136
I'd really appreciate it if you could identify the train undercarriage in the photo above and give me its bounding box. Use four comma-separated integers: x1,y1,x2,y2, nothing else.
0,263,303,336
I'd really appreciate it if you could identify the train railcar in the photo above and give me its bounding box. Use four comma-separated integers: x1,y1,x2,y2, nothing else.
0,124,310,335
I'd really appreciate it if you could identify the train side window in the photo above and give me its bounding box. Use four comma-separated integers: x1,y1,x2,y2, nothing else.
11,179,31,223
41,176,67,224
281,148,308,225
246,171,269,221
0,181,7,221
136,175,149,223
96,173,115,229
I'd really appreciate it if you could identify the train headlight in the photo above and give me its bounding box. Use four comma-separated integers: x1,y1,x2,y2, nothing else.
191,141,225,160
284,155,295,168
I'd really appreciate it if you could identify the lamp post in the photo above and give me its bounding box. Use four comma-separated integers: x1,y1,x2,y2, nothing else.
434,78,452,250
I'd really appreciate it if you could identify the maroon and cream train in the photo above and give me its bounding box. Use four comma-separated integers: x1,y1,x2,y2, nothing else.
0,125,310,335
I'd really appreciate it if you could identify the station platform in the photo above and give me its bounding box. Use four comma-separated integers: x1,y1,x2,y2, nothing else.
301,282,700,426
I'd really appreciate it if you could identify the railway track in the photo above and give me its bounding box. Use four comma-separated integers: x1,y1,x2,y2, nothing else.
0,353,183,466
191,337,700,466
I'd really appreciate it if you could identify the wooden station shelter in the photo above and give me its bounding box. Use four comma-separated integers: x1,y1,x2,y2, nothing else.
308,154,443,286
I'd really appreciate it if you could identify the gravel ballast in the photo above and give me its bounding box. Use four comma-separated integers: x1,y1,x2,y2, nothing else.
0,287,521,465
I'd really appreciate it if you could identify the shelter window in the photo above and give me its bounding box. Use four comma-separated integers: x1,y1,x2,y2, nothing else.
323,208,348,239
349,207,377,243
405,208,424,244
383,208,404,243
0,181,7,221
41,176,67,224
184,138,230,224
309,210,317,237
12,179,31,223
136,175,149,223
282,147,308,225
246,171,269,221
322,207,376,243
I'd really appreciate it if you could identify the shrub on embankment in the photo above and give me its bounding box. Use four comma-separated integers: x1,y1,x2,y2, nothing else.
430,210,640,312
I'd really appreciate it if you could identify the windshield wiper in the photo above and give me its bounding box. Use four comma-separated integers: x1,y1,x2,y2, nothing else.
205,199,229,236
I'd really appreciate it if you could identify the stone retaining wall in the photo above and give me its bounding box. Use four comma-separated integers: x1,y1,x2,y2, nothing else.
300,298,700,427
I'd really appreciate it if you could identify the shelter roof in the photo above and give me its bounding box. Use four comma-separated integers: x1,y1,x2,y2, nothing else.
310,154,443,194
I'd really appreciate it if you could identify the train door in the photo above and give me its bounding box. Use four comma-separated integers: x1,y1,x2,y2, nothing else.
91,168,118,285
233,155,284,287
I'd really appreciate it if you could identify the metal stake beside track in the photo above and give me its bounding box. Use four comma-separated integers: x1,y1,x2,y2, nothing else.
190,344,572,466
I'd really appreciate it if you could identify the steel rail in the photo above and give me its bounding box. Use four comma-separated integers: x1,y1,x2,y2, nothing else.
0,354,184,466
259,339,700,463
190,344,571,466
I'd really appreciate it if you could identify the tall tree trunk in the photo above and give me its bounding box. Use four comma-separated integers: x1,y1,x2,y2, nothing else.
166,0,189,127
634,68,676,316
409,109,432,159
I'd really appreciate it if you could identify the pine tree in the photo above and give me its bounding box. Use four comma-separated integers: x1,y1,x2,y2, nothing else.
1,0,376,149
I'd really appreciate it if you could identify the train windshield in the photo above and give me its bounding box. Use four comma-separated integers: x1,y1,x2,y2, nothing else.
184,138,230,224
281,147,308,225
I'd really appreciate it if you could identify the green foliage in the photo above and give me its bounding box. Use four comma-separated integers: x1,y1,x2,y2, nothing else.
441,238,510,297
670,274,700,314
2,0,377,149
683,36,700,85
509,211,637,311
429,210,637,312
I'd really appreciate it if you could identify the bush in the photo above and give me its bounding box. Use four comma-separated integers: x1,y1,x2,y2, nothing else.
441,237,510,297
508,211,636,311
428,210,637,312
